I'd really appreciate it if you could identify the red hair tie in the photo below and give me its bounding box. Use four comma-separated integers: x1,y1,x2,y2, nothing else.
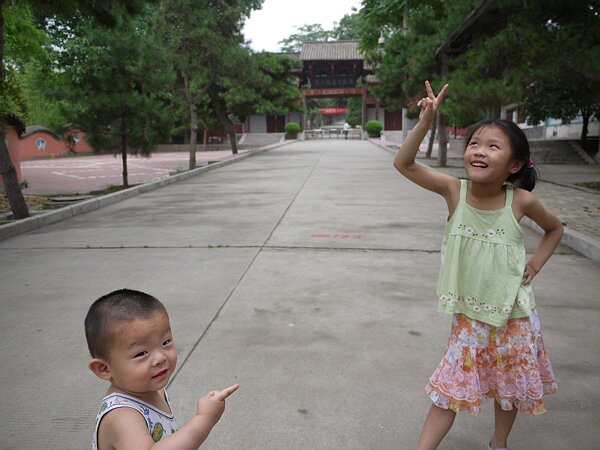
528,158,534,169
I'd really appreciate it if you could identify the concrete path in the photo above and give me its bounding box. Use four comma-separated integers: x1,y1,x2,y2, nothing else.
0,140,598,449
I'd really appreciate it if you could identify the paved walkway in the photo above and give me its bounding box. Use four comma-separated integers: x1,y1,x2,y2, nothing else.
1,140,599,449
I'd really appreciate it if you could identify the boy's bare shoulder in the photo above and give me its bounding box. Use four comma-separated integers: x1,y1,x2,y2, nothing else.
97,407,154,450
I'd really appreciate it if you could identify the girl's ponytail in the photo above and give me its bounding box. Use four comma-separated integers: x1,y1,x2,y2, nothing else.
508,156,538,192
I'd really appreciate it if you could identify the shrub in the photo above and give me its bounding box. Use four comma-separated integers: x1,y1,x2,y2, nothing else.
284,122,301,134
347,118,360,128
365,120,383,138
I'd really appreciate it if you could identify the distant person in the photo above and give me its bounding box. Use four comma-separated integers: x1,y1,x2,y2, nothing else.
343,122,350,139
65,133,77,154
85,289,239,450
394,81,562,450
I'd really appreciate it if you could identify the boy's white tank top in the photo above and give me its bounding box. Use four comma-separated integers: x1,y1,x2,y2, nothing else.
92,390,177,449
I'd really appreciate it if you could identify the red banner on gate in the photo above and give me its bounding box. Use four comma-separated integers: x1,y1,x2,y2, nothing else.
318,107,349,115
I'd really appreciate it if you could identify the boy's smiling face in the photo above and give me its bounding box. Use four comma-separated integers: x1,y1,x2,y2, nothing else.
101,311,177,398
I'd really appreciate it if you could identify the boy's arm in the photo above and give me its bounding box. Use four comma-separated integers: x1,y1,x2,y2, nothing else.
99,384,239,450
153,384,240,450
517,190,563,284
393,81,457,200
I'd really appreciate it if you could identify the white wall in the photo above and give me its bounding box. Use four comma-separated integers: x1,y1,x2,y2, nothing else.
366,107,380,124
249,115,267,133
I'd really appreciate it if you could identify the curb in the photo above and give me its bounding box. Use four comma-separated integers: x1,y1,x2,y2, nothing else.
0,140,295,242
369,138,600,264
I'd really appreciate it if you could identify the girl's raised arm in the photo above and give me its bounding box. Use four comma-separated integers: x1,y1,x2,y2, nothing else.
393,81,457,199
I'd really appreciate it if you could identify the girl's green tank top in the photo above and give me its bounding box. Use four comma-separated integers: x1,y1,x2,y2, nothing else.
436,179,535,327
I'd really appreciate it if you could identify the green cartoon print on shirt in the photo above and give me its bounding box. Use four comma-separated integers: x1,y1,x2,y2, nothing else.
152,423,164,442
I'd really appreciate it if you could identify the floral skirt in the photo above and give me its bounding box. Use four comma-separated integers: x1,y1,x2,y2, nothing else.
425,310,557,415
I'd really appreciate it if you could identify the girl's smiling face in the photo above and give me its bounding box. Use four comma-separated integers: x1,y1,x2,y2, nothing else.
103,311,177,400
464,125,523,184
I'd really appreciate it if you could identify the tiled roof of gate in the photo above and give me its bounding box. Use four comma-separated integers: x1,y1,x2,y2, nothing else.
300,41,364,61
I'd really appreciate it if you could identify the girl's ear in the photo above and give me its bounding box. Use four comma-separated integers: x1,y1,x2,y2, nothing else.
510,159,524,174
89,358,112,381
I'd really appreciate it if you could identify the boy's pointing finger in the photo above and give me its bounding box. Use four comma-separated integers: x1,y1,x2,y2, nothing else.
215,383,240,400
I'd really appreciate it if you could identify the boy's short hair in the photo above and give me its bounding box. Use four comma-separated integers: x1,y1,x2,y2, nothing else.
85,289,167,359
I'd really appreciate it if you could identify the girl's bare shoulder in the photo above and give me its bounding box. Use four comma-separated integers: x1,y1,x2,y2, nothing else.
513,187,540,210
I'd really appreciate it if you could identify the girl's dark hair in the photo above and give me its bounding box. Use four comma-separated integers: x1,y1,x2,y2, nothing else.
464,119,538,191
84,289,167,359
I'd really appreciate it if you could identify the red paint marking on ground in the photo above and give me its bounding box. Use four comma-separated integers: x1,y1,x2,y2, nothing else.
310,233,363,240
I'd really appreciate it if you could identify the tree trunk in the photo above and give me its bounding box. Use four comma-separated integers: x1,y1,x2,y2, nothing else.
227,131,238,155
0,0,5,82
189,103,197,169
438,53,448,167
0,124,29,219
182,72,211,168
425,115,437,159
120,117,128,188
211,99,238,154
438,112,448,167
0,3,29,219
580,108,589,145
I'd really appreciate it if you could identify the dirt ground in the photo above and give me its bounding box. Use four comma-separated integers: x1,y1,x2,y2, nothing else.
0,194,52,216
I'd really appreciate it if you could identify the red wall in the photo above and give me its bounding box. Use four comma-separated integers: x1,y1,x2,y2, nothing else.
18,128,93,161
4,126,22,181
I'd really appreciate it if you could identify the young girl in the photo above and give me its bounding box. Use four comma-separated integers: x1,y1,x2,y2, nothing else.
394,81,563,450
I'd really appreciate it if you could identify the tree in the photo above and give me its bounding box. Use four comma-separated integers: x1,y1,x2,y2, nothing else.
155,0,263,165
517,0,600,146
332,10,362,40
60,11,174,188
251,52,302,117
361,0,600,144
1,1,48,219
278,24,333,53
1,0,150,218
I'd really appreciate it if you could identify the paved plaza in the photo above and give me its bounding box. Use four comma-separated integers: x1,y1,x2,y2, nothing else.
20,150,247,195
1,140,599,449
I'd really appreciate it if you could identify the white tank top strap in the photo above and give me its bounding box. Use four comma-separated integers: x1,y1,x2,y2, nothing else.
505,184,514,207
460,179,468,202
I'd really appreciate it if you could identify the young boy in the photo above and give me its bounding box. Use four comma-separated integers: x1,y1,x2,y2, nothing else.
85,289,239,450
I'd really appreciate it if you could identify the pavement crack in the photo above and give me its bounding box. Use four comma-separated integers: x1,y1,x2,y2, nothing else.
168,246,263,386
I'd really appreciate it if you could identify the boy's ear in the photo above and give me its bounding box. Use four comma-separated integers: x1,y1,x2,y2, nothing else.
510,159,524,174
89,358,112,381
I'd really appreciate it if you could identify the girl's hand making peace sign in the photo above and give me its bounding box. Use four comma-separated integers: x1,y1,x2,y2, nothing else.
417,80,449,127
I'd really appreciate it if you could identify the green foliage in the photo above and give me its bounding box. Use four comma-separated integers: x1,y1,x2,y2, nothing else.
346,97,362,127
284,122,301,133
279,24,333,53
18,61,69,129
1,2,49,118
60,10,174,157
333,10,362,40
365,120,383,137
0,67,27,118
357,0,600,131
252,52,302,116
154,0,265,153
3,2,48,68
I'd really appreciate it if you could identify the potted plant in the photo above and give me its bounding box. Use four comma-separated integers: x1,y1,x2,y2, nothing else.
365,120,383,138
284,122,301,139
